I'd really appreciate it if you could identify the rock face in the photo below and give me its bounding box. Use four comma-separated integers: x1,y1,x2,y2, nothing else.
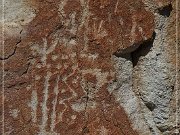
0,0,179,135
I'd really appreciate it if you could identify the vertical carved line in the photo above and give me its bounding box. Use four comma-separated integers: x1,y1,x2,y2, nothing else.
31,81,38,123
42,38,47,67
50,75,60,132
40,71,51,133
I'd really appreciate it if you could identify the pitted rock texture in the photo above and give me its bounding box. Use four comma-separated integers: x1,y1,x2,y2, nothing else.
0,0,179,135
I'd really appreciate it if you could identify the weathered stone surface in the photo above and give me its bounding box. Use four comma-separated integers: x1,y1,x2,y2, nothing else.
0,0,179,135
111,0,180,134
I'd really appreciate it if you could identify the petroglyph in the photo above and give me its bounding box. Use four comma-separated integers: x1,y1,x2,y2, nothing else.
50,75,60,132
2,0,161,134
81,69,109,89
131,15,138,44
9,109,20,119
39,71,52,133
28,89,38,123
31,37,59,67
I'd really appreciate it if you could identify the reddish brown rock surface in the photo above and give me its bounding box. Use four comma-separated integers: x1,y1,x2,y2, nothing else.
0,0,179,135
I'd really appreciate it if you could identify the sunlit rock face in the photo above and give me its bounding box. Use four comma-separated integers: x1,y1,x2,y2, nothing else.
0,0,179,135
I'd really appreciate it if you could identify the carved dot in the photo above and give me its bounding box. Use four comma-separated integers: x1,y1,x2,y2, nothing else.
52,55,58,61
71,115,76,120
